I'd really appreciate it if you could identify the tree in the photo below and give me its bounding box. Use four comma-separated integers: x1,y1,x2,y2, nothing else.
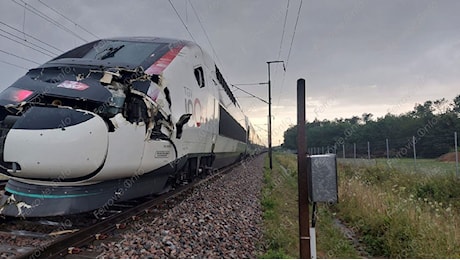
282,96,460,158
433,98,449,114
411,101,434,118
345,116,360,125
453,95,460,114
362,113,373,124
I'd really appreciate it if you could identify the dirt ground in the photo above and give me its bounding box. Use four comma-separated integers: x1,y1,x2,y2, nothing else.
438,152,459,162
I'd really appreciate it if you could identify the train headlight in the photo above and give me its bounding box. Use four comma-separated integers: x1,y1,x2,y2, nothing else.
0,87,34,103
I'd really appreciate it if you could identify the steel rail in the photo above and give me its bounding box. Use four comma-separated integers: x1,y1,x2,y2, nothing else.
15,162,236,259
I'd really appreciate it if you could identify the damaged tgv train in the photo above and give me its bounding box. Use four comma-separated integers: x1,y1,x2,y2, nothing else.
0,37,263,217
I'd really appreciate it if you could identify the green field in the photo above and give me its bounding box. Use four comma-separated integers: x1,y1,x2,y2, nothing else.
261,152,460,258
339,157,459,176
337,157,460,258
260,153,360,258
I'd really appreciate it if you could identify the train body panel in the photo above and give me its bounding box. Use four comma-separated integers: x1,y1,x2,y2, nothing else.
3,108,108,180
162,45,219,157
87,114,145,181
0,37,264,217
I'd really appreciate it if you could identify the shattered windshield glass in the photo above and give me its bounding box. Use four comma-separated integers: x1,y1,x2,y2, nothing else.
55,40,164,65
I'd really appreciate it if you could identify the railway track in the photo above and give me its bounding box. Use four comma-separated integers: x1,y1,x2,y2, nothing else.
0,161,240,259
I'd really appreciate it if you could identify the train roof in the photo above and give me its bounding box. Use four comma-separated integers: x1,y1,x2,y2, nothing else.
38,37,195,71
103,36,193,45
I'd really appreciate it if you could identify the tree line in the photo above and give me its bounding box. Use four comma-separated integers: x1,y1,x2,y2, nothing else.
283,95,460,158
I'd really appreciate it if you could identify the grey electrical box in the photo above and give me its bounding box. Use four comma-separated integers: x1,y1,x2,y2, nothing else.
308,154,338,203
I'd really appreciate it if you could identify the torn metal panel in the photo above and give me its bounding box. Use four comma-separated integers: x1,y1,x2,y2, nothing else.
0,194,32,217
130,89,173,140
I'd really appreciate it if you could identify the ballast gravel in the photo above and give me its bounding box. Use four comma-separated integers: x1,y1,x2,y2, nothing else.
97,155,265,259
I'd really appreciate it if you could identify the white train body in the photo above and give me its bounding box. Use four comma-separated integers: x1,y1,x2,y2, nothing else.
0,37,262,217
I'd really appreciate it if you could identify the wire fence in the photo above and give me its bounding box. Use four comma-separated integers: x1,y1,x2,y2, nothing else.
308,132,460,176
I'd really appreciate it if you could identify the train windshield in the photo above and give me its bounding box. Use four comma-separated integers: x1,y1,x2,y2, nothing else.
53,40,165,66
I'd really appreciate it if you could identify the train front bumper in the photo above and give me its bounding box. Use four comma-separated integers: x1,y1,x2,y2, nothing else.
0,106,108,181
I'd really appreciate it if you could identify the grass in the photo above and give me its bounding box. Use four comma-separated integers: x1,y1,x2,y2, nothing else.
259,153,299,258
315,205,361,258
340,157,459,175
261,153,460,258
260,153,359,258
336,162,460,258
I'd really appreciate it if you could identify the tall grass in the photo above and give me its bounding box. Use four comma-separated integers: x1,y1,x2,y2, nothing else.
260,153,359,258
337,163,460,258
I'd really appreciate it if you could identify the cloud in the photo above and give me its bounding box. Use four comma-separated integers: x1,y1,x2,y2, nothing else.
0,0,459,145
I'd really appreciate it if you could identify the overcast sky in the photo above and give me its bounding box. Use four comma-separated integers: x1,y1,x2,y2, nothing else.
1,0,459,145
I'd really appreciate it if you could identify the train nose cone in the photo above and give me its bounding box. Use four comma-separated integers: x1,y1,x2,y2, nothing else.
2,106,108,180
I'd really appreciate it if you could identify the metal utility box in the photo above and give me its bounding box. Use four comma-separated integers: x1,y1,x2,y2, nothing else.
308,154,338,203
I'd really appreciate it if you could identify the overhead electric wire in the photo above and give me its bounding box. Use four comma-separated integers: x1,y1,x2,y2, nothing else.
254,124,268,133
275,0,302,109
232,82,267,86
37,0,99,39
15,0,89,42
232,84,268,104
0,21,64,52
0,59,29,70
11,0,89,43
285,0,303,69
277,0,290,60
0,32,54,57
188,1,225,70
168,0,197,43
0,27,58,56
0,49,40,65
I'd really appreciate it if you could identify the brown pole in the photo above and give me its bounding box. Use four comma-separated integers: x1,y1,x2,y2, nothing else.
267,60,284,170
297,78,311,258
267,62,272,169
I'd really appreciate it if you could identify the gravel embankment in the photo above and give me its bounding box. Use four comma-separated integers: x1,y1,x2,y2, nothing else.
98,155,265,259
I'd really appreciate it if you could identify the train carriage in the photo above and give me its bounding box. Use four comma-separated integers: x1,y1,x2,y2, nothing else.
0,37,263,217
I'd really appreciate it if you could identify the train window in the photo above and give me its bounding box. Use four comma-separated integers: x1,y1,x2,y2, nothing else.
218,105,246,143
12,106,94,130
194,67,205,88
215,66,236,104
54,40,165,66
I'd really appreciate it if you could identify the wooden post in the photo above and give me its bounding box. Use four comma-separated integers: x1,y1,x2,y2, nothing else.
297,78,311,258
455,132,458,177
